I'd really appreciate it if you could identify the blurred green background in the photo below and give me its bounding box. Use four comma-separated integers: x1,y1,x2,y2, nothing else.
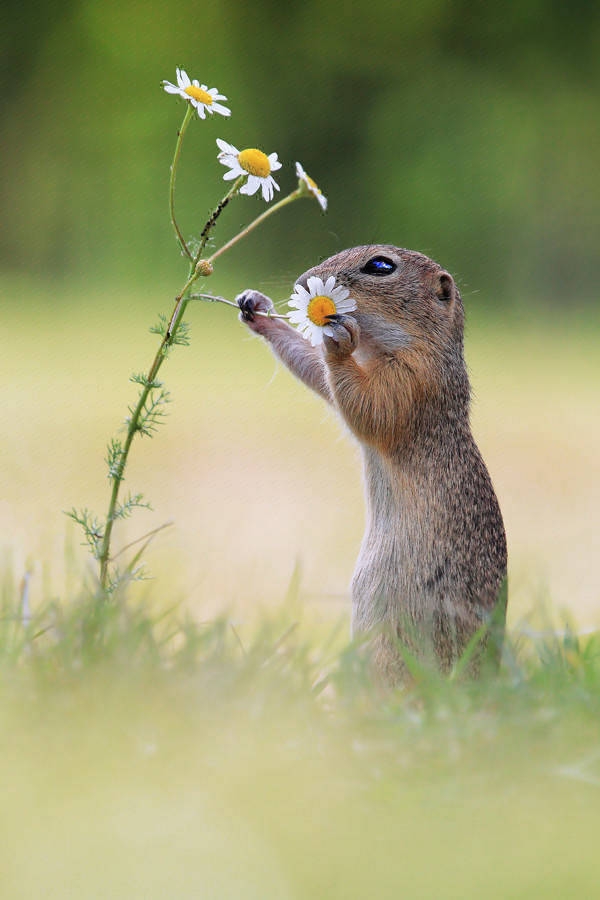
3,0,600,299
1,0,599,623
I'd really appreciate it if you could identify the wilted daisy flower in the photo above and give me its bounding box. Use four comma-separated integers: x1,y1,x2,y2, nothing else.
162,68,231,119
288,275,357,347
216,139,281,202
295,162,327,211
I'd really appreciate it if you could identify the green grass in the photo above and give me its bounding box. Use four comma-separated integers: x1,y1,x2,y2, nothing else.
1,573,600,898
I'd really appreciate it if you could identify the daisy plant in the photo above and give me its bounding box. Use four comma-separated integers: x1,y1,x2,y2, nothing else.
288,276,357,346
68,68,332,595
295,162,328,211
162,68,231,119
217,139,281,202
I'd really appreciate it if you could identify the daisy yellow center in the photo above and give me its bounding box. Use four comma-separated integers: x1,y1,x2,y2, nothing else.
307,295,336,327
237,148,271,178
306,175,319,191
184,85,213,105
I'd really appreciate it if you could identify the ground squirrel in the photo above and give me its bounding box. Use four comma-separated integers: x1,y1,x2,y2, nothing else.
238,245,507,680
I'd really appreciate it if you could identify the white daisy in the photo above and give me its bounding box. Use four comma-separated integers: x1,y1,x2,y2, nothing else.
295,162,327,211
162,68,231,119
216,139,281,202
288,275,357,347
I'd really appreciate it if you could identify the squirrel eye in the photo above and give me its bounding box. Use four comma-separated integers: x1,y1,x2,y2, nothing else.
360,256,397,276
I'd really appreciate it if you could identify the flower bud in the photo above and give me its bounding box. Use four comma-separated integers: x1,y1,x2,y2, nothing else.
195,259,214,277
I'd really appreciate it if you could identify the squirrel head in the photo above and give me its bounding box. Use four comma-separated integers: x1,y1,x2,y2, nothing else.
297,245,465,363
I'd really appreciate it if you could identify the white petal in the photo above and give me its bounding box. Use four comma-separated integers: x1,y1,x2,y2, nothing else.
287,295,305,310
247,176,265,195
178,69,191,88
267,153,282,172
240,177,261,196
323,275,337,294
288,303,307,315
309,326,324,346
311,275,328,297
287,311,307,324
222,167,242,180
295,161,305,179
162,82,179,93
331,286,350,304
216,138,238,155
262,176,279,201
289,286,310,305
336,297,357,314
211,103,231,117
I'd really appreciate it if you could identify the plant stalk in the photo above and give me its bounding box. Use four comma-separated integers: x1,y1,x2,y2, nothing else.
98,268,198,591
169,105,195,260
206,188,302,265
99,179,247,591
193,177,245,268
190,292,289,319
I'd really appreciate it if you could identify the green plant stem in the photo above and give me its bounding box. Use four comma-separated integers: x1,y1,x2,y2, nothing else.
169,105,195,261
206,188,302,265
99,177,248,592
98,268,197,591
190,292,289,319
193,177,245,268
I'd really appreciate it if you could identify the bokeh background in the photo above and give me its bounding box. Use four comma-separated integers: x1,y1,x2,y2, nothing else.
2,0,599,625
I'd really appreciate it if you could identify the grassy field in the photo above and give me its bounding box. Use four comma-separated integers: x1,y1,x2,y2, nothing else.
2,275,600,896
1,584,600,897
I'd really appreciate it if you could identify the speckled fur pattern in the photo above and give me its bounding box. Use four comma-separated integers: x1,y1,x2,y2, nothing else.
237,245,507,681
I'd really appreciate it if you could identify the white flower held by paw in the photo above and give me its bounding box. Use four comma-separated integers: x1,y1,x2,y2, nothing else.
216,139,282,202
162,68,231,119
295,162,327,211
288,275,357,347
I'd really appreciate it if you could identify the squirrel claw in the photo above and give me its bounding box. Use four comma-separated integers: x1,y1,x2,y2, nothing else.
324,313,360,358
236,289,276,334
237,291,257,322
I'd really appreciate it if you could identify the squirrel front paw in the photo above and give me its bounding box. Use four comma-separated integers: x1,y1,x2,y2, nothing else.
324,314,360,360
237,289,274,321
237,289,276,335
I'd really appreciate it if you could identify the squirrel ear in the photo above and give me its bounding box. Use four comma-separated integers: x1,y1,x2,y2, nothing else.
436,272,454,303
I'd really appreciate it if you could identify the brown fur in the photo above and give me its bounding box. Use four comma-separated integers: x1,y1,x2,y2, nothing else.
237,245,507,680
